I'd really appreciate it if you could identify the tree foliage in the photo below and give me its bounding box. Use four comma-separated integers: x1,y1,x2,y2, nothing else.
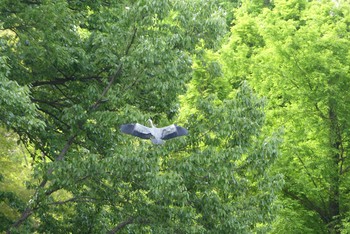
0,128,33,232
179,70,282,232
221,0,350,232
3,0,350,233
0,0,278,233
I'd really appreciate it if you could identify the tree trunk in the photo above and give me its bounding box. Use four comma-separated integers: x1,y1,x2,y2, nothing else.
327,102,341,234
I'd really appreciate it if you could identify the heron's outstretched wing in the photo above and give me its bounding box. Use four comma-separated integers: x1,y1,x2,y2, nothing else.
120,123,153,139
160,124,188,140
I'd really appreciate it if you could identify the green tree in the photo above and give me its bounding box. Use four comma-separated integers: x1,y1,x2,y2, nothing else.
0,127,33,232
0,0,233,232
0,0,284,232
221,0,350,232
177,51,282,232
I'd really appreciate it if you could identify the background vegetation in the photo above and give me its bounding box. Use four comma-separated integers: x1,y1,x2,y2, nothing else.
0,0,349,233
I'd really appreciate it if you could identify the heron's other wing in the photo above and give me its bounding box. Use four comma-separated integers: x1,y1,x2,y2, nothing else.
161,124,188,140
120,123,153,139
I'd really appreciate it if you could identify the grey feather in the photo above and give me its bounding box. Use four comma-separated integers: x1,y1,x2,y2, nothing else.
120,123,152,139
120,119,188,144
161,125,188,140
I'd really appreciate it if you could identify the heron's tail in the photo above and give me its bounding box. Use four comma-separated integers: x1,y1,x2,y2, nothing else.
151,138,165,144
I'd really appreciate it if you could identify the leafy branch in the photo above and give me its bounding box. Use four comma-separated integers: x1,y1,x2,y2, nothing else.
108,217,136,234
7,26,138,233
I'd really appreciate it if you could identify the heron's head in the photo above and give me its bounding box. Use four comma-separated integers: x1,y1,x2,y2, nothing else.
148,118,154,127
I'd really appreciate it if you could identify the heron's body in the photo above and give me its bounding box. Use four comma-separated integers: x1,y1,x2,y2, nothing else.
120,119,188,144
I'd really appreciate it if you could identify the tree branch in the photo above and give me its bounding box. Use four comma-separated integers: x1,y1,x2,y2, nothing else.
295,154,327,209
36,107,70,129
341,164,350,175
31,76,102,87
90,26,138,111
8,26,139,233
315,103,327,120
7,208,33,232
282,187,329,224
108,217,135,234
47,196,101,206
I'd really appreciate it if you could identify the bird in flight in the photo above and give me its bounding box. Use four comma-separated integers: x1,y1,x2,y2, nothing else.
120,119,188,144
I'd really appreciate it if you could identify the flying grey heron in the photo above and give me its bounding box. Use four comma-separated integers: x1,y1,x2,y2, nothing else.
120,119,188,144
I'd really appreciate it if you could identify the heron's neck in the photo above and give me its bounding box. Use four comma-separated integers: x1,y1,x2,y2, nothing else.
148,119,155,128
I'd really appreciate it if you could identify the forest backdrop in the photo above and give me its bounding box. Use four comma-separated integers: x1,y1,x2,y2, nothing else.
1,0,350,233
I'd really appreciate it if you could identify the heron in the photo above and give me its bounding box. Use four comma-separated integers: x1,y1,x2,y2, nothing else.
120,119,188,144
